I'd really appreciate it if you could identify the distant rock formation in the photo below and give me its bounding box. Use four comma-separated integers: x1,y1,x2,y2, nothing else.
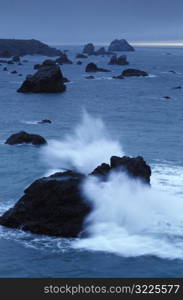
76,53,88,59
5,131,47,145
108,39,134,52
17,60,66,93
0,39,62,57
122,68,148,77
0,156,151,237
83,43,95,55
85,63,110,72
108,54,129,65
55,53,73,64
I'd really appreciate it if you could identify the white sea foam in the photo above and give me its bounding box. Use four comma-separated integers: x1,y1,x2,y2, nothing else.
2,111,183,259
42,111,123,174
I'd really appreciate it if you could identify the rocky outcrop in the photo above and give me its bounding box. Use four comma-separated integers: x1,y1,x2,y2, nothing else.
0,39,62,56
85,75,95,79
76,60,82,65
37,119,52,124
0,156,151,237
76,53,88,59
5,131,47,145
55,53,73,64
108,39,134,52
17,60,66,93
83,43,95,55
108,54,129,65
12,56,20,62
85,63,110,72
122,68,148,77
112,74,124,80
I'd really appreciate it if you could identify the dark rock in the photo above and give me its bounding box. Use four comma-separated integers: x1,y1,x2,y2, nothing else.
76,53,88,59
85,75,95,79
18,74,22,76
173,86,182,89
0,59,8,63
23,60,28,63
17,60,66,93
113,74,124,80
0,155,151,237
38,119,52,124
94,47,114,56
108,54,129,65
55,54,73,64
83,43,95,55
18,62,23,66
7,60,14,64
34,64,41,70
85,63,110,73
90,163,111,176
108,39,135,52
76,60,82,65
163,96,171,99
11,70,17,74
110,156,151,184
5,131,47,145
122,68,148,77
0,39,62,56
63,77,70,83
168,70,177,74
12,56,20,62
3,67,8,71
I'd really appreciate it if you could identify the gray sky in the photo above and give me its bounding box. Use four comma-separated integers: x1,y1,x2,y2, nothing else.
0,0,183,45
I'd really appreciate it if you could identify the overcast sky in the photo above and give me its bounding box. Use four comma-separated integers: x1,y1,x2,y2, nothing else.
0,0,182,45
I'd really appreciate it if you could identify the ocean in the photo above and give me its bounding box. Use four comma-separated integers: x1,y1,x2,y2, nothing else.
0,45,183,277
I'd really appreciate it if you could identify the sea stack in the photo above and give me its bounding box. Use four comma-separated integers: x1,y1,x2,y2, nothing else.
17,60,66,93
108,39,134,52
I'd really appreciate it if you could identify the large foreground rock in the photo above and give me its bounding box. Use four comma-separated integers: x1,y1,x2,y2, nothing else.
108,39,134,52
5,131,47,145
0,156,151,237
85,63,110,72
17,60,66,93
0,39,62,57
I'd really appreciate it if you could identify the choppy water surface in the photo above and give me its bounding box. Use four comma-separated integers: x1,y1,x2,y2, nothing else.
0,45,183,277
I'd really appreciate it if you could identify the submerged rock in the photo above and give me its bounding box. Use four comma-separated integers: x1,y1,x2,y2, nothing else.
85,75,95,79
108,39,134,52
122,68,148,77
108,54,129,65
85,63,110,72
76,53,88,59
0,155,151,237
12,56,20,62
11,70,17,74
38,119,52,124
76,60,82,65
55,53,73,64
17,60,66,93
112,74,124,80
5,131,47,145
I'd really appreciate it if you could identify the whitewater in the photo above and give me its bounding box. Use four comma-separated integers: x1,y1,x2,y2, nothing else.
41,112,183,260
